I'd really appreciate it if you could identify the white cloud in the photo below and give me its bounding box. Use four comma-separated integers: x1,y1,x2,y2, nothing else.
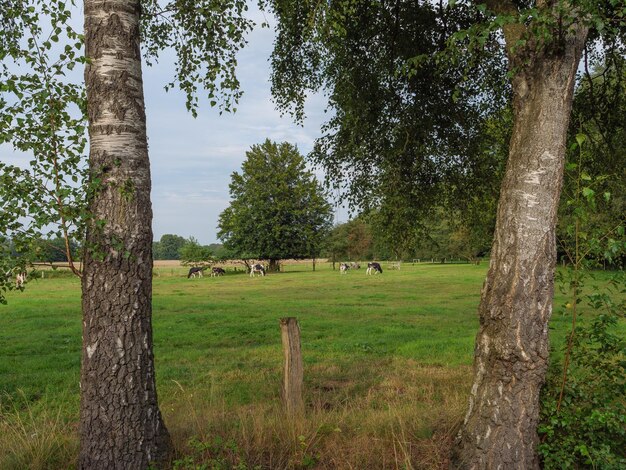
1,3,344,246
144,8,332,244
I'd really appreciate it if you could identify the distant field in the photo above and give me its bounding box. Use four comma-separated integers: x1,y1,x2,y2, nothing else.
0,262,622,469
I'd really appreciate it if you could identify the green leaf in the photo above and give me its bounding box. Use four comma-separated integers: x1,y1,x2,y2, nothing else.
582,187,595,198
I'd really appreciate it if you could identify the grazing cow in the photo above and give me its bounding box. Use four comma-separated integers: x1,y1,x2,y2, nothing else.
350,262,360,269
366,262,383,275
340,263,350,274
250,263,265,277
211,267,226,277
187,266,206,278
15,272,27,287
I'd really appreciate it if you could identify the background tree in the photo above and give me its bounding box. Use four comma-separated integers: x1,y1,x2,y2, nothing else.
153,233,187,260
344,218,374,261
32,236,81,263
324,223,349,269
208,243,237,262
218,140,333,271
179,237,214,267
324,218,374,263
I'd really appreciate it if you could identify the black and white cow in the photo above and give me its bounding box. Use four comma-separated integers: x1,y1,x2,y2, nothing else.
250,263,266,277
366,262,383,275
350,262,360,269
187,266,206,278
340,263,350,274
211,267,226,277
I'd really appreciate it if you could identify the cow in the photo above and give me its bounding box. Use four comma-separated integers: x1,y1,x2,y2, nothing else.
350,262,360,269
366,262,383,275
340,263,350,274
211,267,226,277
15,271,27,287
250,264,265,277
187,266,206,278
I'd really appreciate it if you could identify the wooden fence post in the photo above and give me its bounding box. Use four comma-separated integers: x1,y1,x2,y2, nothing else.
280,317,304,416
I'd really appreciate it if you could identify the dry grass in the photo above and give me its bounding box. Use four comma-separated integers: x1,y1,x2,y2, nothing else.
163,358,471,469
0,393,78,470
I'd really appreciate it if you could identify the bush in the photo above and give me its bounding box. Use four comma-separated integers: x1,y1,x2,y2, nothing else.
539,272,626,469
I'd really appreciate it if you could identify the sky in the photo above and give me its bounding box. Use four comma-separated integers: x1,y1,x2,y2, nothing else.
138,8,338,245
1,5,346,246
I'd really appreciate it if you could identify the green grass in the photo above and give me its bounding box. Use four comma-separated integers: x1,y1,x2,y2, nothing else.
0,262,622,468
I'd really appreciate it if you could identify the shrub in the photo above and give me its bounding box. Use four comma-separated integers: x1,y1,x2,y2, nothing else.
539,272,626,469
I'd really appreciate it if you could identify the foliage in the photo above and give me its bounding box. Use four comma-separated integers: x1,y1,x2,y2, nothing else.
539,272,626,469
266,0,509,258
153,234,188,260
558,58,626,261
0,0,88,300
1,0,259,303
217,140,333,264
539,134,626,469
179,237,213,267
140,0,255,116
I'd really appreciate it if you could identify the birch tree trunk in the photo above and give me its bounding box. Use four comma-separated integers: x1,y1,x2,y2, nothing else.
79,1,171,467
450,13,588,469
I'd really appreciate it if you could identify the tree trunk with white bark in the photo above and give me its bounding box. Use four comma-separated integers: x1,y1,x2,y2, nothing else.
79,1,171,467
450,11,588,469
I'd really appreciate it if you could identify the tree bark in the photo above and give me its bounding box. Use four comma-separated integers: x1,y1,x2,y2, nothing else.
79,1,171,468
451,22,588,470
269,258,280,272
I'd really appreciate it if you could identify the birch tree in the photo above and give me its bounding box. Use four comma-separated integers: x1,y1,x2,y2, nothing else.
1,0,253,467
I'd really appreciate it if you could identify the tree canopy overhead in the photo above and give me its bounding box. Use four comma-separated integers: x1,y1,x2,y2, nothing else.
218,140,333,268
266,0,510,262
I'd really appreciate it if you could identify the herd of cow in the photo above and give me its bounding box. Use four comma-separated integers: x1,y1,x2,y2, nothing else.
187,263,266,278
187,261,384,279
10,262,383,287
187,266,226,278
340,262,383,275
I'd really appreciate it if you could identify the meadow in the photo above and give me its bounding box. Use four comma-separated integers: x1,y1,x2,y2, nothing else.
0,262,620,469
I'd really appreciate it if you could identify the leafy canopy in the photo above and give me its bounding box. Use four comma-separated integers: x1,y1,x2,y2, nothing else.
265,0,510,258
218,140,333,261
179,237,214,266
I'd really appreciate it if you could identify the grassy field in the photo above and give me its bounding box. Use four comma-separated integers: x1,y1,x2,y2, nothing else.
0,262,621,469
